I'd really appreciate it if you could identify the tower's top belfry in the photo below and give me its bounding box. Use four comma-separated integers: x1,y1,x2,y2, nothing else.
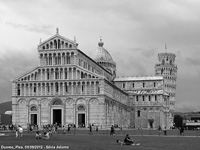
155,52,177,80
157,53,176,67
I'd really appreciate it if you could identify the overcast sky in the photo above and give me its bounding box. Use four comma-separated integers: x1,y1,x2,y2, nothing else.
0,0,200,112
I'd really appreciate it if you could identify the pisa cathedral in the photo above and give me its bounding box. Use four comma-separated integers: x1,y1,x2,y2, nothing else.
12,29,177,129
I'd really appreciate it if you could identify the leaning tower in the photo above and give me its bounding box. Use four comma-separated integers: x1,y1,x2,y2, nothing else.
155,52,178,127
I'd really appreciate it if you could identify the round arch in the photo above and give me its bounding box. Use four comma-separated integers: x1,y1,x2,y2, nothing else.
51,98,62,105
30,105,38,111
29,98,38,105
17,98,26,105
89,98,99,105
76,98,87,105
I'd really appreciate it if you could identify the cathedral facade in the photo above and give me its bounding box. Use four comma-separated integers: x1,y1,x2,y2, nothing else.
12,30,177,129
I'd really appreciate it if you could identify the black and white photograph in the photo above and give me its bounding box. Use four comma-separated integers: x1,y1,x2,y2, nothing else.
0,0,200,149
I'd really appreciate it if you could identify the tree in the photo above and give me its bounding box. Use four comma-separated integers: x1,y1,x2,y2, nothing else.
174,115,183,128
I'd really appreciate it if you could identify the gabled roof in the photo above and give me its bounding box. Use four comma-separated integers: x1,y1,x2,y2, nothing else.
12,65,104,82
12,66,40,81
77,49,112,76
38,33,76,48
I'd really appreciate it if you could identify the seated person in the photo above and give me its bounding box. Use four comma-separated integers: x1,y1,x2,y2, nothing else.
43,131,50,140
124,134,134,145
48,129,53,136
117,134,140,146
35,131,42,139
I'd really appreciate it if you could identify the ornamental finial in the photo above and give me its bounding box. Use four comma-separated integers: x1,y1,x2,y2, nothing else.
56,28,59,34
98,36,104,47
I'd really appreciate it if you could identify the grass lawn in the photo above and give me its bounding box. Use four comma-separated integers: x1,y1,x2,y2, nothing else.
0,132,200,150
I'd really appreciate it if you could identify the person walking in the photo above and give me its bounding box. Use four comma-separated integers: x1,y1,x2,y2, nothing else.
18,125,23,138
89,124,93,135
96,126,98,132
110,125,115,135
15,126,18,138
67,125,71,132
62,125,66,134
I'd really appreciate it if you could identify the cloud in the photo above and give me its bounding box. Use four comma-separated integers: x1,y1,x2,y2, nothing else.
174,103,200,112
115,47,158,76
0,45,38,102
185,57,200,66
175,75,200,112
5,21,54,35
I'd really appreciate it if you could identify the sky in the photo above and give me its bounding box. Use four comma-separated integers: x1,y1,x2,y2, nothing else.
0,0,200,112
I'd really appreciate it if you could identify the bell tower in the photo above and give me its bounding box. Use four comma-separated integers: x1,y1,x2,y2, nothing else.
155,51,178,127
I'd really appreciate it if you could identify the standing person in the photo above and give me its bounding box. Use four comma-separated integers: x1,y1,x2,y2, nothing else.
96,126,98,132
158,126,162,135
89,124,93,135
180,126,184,136
55,124,58,134
67,125,71,132
164,127,167,135
52,125,56,134
62,125,66,134
30,125,33,133
110,125,115,135
28,124,32,134
15,125,18,138
18,125,23,138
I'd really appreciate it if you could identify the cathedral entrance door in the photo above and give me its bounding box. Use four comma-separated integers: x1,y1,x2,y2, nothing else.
78,113,85,128
30,114,37,125
53,109,62,126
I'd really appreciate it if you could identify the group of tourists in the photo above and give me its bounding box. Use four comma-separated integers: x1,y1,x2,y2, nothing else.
42,124,59,134
13,124,141,147
88,124,99,134
27,124,38,133
0,124,15,131
35,130,51,140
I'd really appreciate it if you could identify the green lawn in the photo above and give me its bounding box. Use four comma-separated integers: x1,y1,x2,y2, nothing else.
0,130,200,150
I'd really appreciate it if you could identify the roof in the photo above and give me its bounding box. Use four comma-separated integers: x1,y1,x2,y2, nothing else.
93,47,114,62
37,29,77,50
92,39,115,64
114,76,164,82
158,52,176,57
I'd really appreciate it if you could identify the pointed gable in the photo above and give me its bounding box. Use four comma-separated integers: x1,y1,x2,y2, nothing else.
38,31,78,51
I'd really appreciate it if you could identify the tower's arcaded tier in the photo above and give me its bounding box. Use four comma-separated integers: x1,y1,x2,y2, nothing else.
155,52,178,127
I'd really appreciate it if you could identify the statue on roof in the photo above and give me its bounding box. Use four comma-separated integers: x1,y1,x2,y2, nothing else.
56,27,59,34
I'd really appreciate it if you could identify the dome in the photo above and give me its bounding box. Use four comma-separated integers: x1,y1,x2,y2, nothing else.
92,39,115,63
